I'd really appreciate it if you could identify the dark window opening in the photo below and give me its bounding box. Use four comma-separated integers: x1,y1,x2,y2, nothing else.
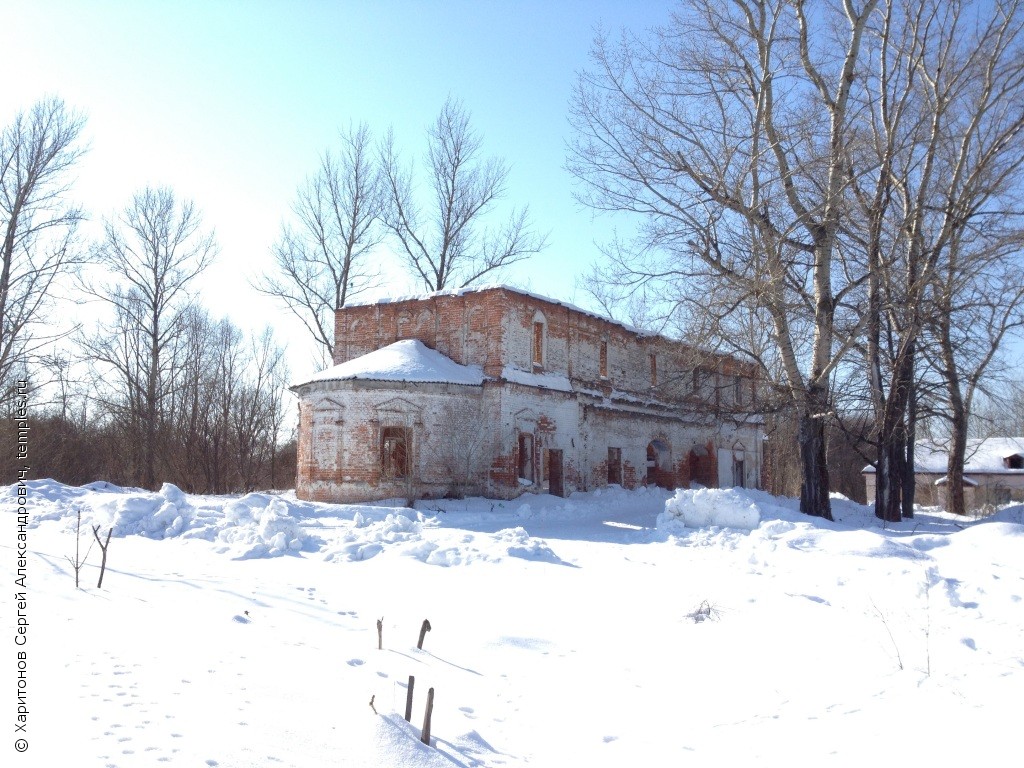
650,354,657,386
733,458,745,488
600,341,608,379
532,322,544,367
381,427,410,479
692,367,710,393
1006,454,1024,470
548,449,564,497
608,447,622,485
518,433,535,483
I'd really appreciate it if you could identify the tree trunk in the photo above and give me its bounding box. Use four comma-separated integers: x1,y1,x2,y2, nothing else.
144,326,159,491
874,424,905,523
874,344,916,523
902,373,917,519
798,408,833,521
946,410,969,516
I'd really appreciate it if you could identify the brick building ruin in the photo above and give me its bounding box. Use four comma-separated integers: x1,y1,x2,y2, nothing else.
291,286,764,503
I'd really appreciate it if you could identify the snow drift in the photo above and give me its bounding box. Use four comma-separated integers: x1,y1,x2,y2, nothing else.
658,487,762,531
14,480,318,558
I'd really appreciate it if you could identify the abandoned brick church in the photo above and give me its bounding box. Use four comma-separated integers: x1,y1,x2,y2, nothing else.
291,286,764,503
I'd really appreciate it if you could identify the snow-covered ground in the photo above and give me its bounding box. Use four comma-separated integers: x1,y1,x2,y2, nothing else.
4,480,1023,767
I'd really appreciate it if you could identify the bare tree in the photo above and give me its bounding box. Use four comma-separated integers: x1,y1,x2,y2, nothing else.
257,123,384,365
231,327,289,491
64,506,93,589
158,307,289,494
920,1,1024,516
380,97,546,292
569,0,881,519
437,402,486,497
0,97,87,388
570,0,1024,520
92,524,112,589
927,243,1024,515
83,187,217,489
848,0,1024,520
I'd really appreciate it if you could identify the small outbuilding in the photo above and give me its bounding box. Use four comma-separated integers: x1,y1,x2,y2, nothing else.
863,437,1024,511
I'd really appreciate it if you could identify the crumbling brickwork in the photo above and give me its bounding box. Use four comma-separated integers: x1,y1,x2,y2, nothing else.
293,286,763,503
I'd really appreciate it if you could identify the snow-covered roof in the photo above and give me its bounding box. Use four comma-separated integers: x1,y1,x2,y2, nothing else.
934,476,980,487
863,437,1024,475
292,339,485,388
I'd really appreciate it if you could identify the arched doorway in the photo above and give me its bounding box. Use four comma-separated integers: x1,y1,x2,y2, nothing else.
687,444,715,488
646,439,673,488
731,442,747,488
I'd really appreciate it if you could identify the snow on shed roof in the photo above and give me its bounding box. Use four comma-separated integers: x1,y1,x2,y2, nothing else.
863,437,1024,475
934,475,980,487
292,339,485,388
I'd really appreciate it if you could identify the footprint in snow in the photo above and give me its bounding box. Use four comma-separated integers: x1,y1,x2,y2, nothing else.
346,659,364,667
232,614,251,624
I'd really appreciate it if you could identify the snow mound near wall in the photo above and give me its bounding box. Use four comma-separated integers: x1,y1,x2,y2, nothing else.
211,494,313,558
657,487,762,532
323,512,426,562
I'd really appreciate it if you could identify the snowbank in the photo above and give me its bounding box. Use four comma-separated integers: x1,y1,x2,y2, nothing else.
322,511,566,567
658,487,763,532
7,474,1024,767
16,480,317,559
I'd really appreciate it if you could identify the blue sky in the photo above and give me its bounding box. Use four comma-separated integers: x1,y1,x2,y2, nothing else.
3,0,678,375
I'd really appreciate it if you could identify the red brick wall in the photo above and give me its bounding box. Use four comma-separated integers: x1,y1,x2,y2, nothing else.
332,288,765,414
298,287,761,502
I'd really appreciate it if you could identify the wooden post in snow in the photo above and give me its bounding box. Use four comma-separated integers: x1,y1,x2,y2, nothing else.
404,675,415,722
377,617,383,650
417,619,431,650
421,687,434,746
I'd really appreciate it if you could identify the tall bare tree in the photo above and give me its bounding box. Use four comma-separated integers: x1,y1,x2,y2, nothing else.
927,241,1024,515
847,0,1024,520
257,123,384,365
83,187,217,489
230,327,289,492
0,97,87,388
921,0,1024,516
380,97,546,292
569,0,881,519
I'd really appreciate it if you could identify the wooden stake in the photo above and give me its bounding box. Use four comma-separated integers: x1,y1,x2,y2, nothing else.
421,687,434,746
377,617,383,650
417,618,432,650
404,675,415,722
